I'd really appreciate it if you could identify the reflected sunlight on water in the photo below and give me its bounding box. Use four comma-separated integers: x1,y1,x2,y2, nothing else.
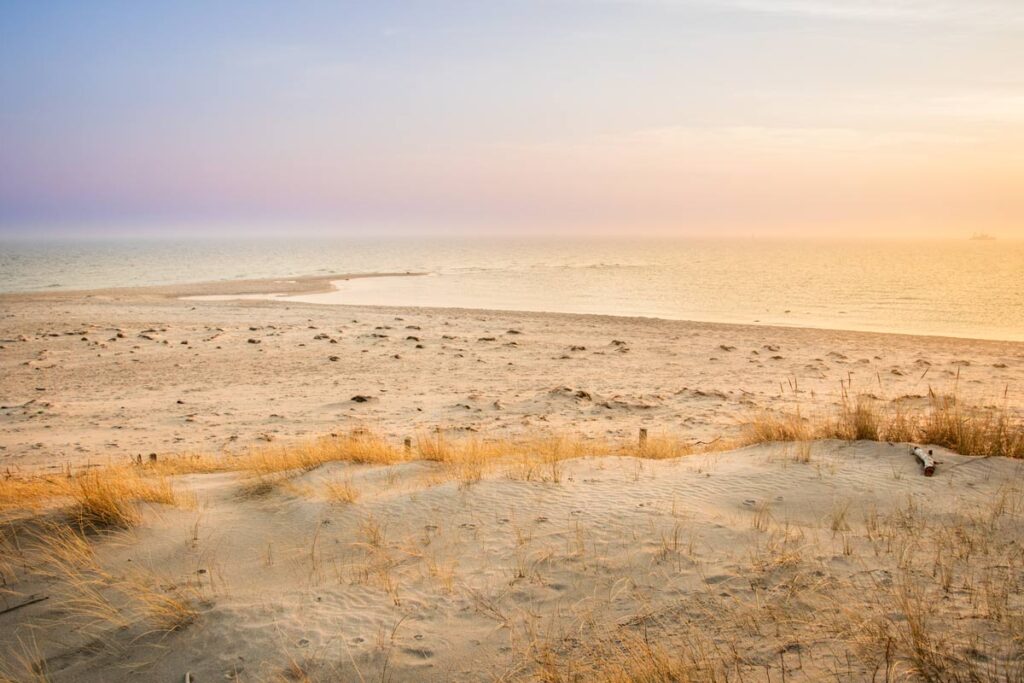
2,238,1021,341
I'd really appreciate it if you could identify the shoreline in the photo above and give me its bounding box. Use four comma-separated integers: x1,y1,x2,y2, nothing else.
0,271,428,302
2,271,1021,345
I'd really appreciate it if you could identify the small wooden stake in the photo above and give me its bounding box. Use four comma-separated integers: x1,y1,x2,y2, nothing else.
149,453,158,463
404,438,412,456
639,428,648,450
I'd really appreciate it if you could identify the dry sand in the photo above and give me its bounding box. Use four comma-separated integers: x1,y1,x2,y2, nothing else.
1,275,1023,682
2,443,1023,681
1,274,1021,472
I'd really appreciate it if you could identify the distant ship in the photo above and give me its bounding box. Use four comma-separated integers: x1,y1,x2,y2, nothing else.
970,232,996,241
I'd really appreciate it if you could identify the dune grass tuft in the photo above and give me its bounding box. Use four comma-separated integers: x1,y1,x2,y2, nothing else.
237,431,407,494
23,521,200,642
743,388,1022,458
2,467,180,530
0,633,50,683
920,392,1023,458
533,628,725,683
323,477,360,504
71,468,178,528
0,475,72,513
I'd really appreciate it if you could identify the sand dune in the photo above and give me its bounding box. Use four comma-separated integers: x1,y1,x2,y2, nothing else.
2,441,1022,681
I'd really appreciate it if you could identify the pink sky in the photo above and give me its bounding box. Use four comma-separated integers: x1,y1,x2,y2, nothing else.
2,1,1022,238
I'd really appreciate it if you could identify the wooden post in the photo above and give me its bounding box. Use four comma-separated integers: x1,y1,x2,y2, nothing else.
404,438,412,456
149,453,158,463
639,428,648,450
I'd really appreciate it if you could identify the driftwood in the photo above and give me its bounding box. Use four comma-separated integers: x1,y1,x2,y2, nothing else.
911,446,936,476
0,594,49,616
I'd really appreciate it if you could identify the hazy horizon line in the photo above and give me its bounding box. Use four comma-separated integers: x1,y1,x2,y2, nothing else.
1,232,1017,244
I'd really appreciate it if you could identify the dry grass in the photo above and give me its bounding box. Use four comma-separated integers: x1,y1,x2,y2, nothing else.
416,431,492,486
243,432,405,477
0,479,198,674
527,472,1024,683
127,571,200,632
532,626,729,683
1,430,704,513
71,468,178,528
416,430,721,486
2,415,1022,680
743,408,813,443
743,387,1023,458
0,632,50,683
2,467,180,530
4,390,1015,522
626,434,697,460
11,521,200,650
323,477,359,504
920,392,1023,458
507,434,605,483
418,431,600,486
3,388,1017,527
138,431,406,481
237,432,406,495
0,475,72,513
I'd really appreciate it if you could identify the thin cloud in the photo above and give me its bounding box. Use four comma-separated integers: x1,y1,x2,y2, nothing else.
613,0,1024,25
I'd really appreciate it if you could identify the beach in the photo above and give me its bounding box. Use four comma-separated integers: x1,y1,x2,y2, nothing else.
5,0,1024,677
2,273,1021,472
1,275,1023,682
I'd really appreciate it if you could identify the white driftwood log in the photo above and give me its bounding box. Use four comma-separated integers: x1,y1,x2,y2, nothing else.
911,446,936,476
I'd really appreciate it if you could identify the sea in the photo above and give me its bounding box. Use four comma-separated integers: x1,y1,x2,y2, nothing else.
1,238,1021,342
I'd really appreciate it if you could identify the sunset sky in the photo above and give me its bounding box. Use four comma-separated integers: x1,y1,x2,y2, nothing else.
1,1,1022,238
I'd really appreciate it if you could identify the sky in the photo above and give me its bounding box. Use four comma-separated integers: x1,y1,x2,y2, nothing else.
1,0,1022,239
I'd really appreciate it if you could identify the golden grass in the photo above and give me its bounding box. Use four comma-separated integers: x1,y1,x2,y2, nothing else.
0,632,50,683
2,467,180,530
416,431,490,486
70,468,178,528
532,628,727,683
323,477,359,504
248,432,404,472
920,392,1023,458
408,430,712,487
137,431,407,480
233,432,406,495
628,434,697,460
743,389,1023,458
2,415,1021,680
743,408,813,443
0,475,71,512
19,522,200,640
3,386,1018,522
127,572,199,632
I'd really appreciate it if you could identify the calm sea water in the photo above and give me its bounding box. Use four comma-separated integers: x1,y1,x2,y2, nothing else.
1,239,1021,341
